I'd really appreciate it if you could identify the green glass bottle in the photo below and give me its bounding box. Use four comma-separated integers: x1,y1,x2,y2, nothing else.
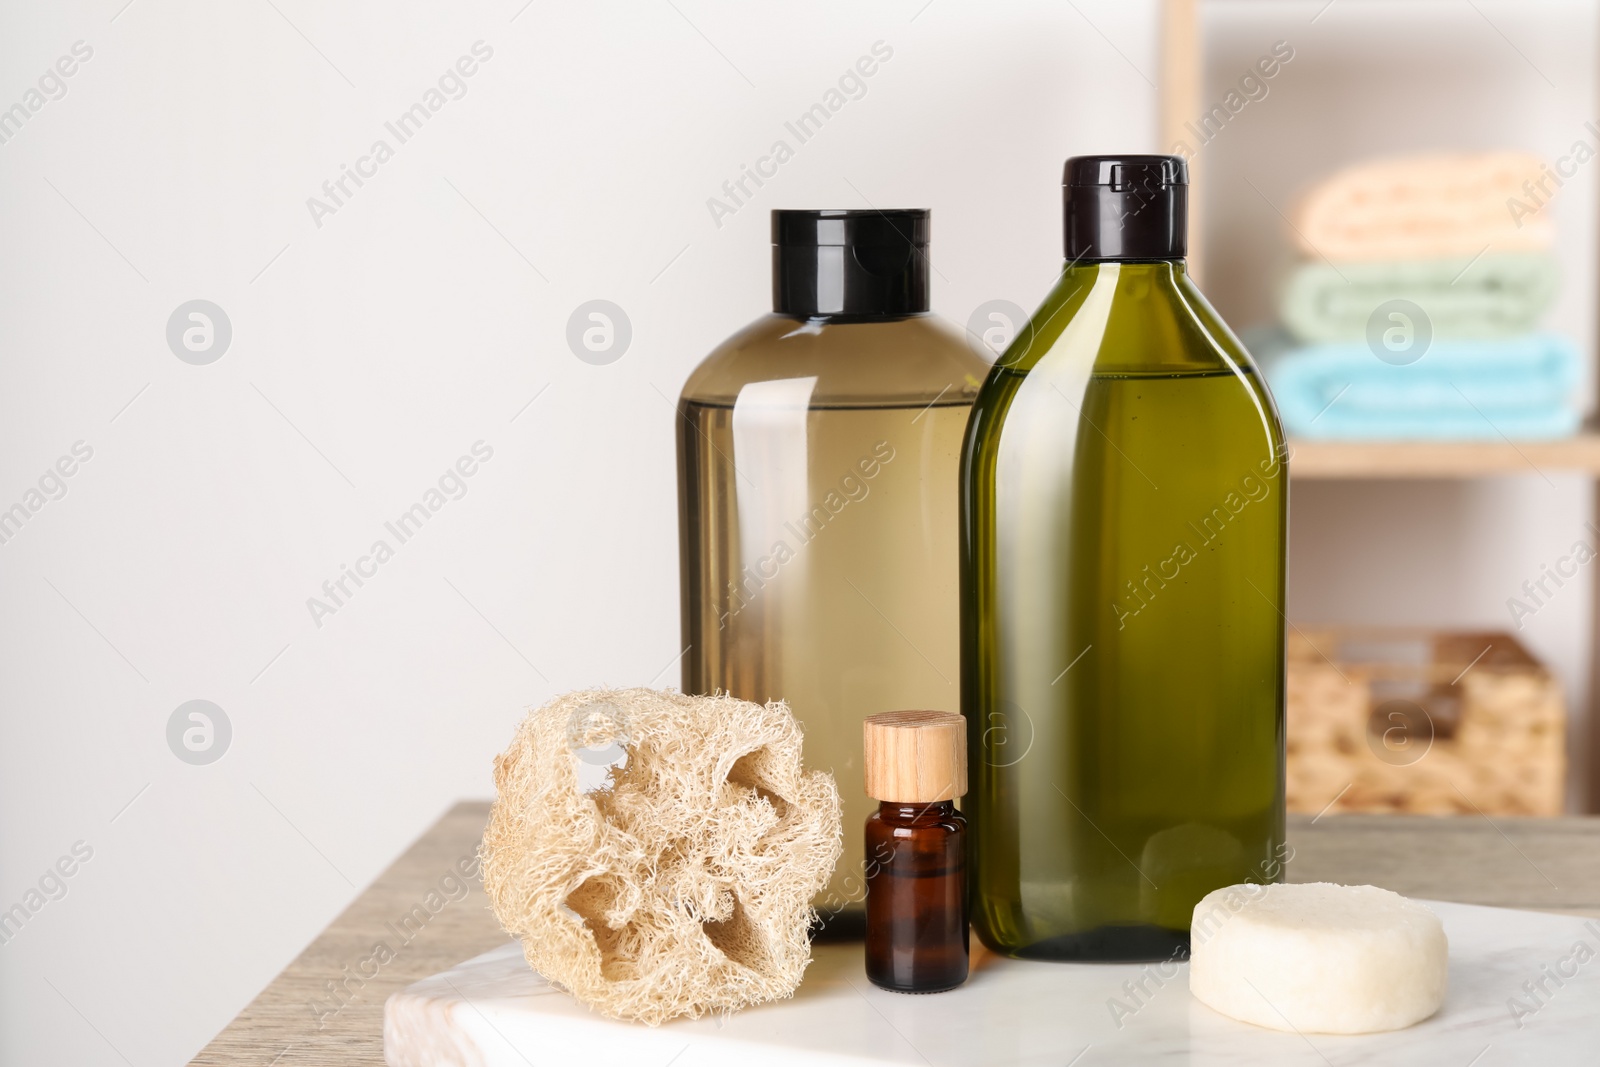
960,156,1288,961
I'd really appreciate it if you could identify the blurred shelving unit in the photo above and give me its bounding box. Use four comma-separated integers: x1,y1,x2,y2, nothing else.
1290,432,1600,479
1160,0,1600,810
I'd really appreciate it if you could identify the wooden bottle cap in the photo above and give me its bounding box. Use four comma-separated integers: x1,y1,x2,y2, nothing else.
863,711,967,803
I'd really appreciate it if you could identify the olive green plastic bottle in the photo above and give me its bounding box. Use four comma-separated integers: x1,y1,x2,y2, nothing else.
961,156,1288,961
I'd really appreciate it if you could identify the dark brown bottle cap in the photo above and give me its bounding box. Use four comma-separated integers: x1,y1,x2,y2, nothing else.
1063,154,1188,261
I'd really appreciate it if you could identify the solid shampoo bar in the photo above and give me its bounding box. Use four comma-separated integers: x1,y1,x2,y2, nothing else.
1190,882,1448,1034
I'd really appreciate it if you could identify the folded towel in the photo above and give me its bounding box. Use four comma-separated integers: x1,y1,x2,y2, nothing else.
1266,334,1580,440
1279,253,1559,344
1293,153,1553,261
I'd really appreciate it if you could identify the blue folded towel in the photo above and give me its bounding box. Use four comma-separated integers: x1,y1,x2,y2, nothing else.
1264,334,1581,440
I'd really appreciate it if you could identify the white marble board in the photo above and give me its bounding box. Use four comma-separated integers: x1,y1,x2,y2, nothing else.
384,900,1600,1066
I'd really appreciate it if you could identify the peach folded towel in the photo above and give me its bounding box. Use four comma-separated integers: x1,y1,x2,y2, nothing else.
1292,153,1553,261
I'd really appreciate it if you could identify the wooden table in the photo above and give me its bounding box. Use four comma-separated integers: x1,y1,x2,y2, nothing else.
190,802,1600,1066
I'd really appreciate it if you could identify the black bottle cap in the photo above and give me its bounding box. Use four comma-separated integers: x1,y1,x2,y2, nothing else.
772,209,930,321
1063,155,1188,261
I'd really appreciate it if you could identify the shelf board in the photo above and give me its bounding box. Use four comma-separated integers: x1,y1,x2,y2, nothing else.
1290,434,1600,479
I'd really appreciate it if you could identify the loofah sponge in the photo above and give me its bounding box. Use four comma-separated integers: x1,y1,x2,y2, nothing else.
480,688,842,1025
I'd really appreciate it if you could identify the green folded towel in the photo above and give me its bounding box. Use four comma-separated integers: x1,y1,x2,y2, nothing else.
1279,253,1559,344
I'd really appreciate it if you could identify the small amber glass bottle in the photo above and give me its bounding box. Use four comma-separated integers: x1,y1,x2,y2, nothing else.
862,711,969,993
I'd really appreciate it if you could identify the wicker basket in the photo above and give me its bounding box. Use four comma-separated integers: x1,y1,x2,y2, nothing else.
1286,627,1566,816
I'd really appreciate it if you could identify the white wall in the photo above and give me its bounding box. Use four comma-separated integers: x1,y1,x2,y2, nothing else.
1198,0,1598,805
0,2,1159,1063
